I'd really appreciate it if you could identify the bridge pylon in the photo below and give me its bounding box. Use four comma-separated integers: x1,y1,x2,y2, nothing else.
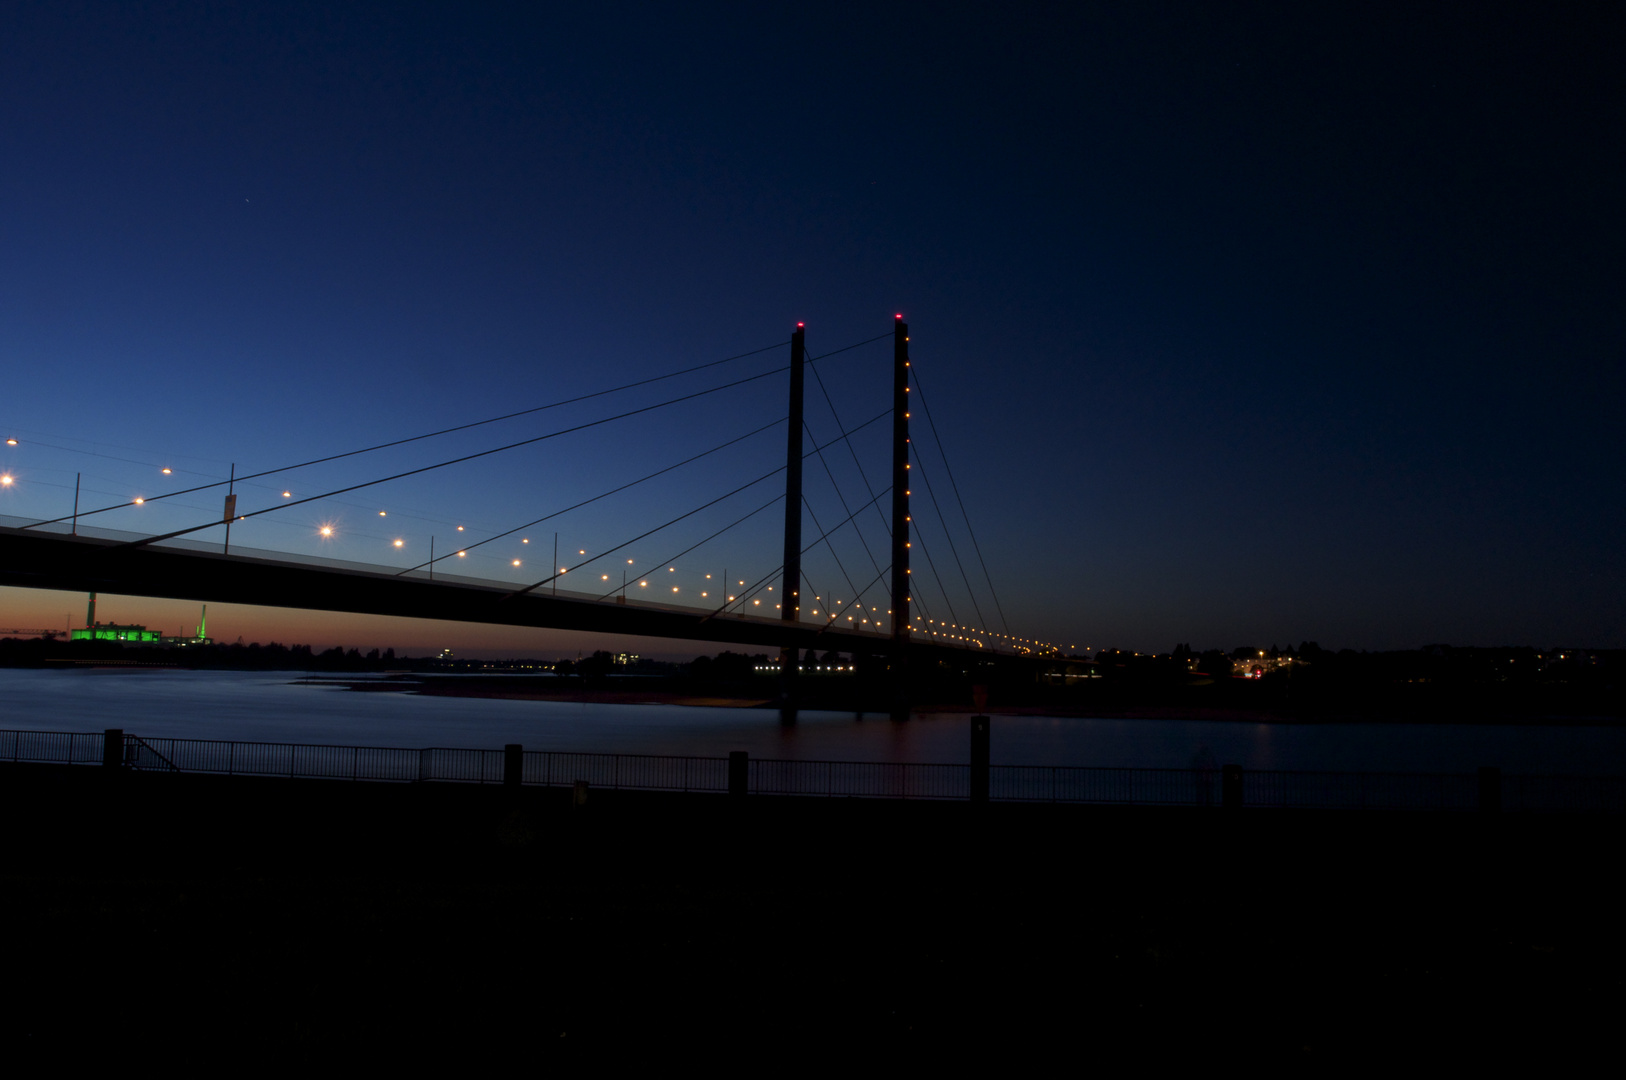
890,315,911,721
778,322,806,724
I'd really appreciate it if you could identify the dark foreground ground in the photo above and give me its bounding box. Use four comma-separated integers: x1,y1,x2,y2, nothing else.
2,764,1621,1067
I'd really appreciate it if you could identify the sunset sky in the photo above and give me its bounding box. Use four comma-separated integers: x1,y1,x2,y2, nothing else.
2,3,1621,657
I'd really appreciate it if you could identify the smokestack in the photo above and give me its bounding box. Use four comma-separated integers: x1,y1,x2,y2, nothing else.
198,604,207,640
86,592,96,628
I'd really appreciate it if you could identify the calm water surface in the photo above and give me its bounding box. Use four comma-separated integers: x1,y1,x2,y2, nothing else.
2,668,1623,774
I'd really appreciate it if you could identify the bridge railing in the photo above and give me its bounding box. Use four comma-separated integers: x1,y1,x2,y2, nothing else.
4,730,1624,811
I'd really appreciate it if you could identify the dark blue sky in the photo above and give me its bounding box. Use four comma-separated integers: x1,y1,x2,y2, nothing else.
2,2,1621,655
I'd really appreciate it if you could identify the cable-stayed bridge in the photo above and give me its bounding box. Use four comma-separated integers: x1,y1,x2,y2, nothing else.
0,317,1058,717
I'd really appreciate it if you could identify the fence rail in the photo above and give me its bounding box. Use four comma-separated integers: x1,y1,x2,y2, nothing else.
3,729,1624,812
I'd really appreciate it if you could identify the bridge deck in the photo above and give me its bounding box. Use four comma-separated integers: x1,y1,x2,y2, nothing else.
0,523,979,654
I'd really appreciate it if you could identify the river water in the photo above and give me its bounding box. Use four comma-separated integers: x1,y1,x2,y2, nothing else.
2,668,1623,775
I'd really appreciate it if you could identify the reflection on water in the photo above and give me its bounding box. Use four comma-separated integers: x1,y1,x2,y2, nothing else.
2,668,1623,774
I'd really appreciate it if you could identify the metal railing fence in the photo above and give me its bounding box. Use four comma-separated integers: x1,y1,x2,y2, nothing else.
1,729,103,766
2,729,1623,811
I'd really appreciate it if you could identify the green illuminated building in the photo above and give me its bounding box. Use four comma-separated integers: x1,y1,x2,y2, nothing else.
70,625,162,643
67,593,210,646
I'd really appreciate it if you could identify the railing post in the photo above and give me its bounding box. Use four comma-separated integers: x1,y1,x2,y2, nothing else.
1478,766,1502,814
969,715,990,804
728,751,749,798
1222,764,1244,810
504,744,523,788
102,728,123,770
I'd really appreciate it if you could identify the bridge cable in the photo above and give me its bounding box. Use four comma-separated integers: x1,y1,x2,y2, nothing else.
699,484,893,624
21,339,790,530
111,366,793,550
508,408,892,599
909,366,1012,636
907,518,960,630
803,349,942,623
800,420,888,596
812,563,896,638
397,416,786,575
587,493,785,603
909,449,988,635
805,331,893,366
799,492,869,617
807,357,892,541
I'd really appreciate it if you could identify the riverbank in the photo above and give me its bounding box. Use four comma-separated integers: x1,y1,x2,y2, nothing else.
2,762,1620,1065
